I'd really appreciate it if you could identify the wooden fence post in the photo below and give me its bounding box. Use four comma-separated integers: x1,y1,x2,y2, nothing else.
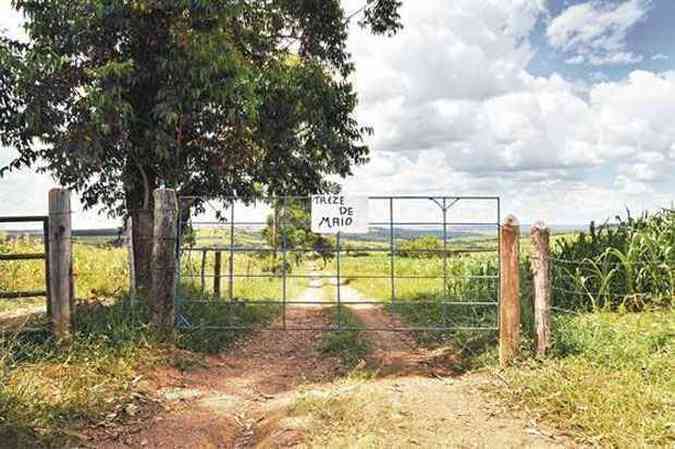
48,188,73,342
214,251,222,298
126,216,136,297
530,222,552,356
500,214,520,367
151,188,178,333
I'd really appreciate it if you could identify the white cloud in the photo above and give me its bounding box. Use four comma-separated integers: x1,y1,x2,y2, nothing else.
1,0,673,226
344,0,674,223
0,4,27,41
546,0,651,66
651,53,669,61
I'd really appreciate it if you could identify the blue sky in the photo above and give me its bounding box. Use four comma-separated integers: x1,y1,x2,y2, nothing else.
1,0,674,227
528,0,675,81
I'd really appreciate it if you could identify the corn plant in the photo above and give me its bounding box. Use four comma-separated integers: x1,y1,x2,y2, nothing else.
553,208,674,311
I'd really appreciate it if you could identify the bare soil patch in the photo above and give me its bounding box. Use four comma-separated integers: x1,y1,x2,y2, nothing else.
94,306,344,449
83,285,576,449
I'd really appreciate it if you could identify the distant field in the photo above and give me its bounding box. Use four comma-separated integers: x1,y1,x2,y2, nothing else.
1,227,578,315
0,234,128,313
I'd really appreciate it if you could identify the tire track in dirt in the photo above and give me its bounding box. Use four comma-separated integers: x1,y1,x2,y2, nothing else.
93,276,575,449
332,279,462,377
95,277,343,449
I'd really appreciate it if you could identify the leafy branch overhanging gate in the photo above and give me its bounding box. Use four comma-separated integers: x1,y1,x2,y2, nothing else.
175,196,501,332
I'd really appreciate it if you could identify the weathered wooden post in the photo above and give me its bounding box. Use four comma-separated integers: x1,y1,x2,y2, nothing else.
126,216,136,297
500,214,520,367
200,249,207,293
48,188,74,342
213,251,222,298
151,188,178,334
530,222,552,356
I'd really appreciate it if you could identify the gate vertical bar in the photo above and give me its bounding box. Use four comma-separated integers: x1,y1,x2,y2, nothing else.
497,197,501,332
213,251,221,298
442,198,449,327
336,230,342,329
389,198,396,301
229,201,235,301
175,203,183,323
281,197,288,330
200,249,206,293
43,218,51,318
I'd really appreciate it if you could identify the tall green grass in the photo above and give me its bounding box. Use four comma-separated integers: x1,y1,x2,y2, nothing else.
317,307,370,368
179,250,308,301
499,309,674,449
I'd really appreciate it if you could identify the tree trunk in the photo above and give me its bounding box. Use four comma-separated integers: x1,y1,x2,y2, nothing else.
125,166,156,302
131,208,154,300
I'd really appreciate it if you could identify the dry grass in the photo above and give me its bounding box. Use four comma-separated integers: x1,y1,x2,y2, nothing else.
0,301,164,448
1,236,128,313
287,373,565,449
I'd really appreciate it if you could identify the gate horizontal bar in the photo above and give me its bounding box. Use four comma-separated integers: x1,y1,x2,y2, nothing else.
0,290,47,299
181,195,499,201
0,216,48,223
0,253,46,261
178,325,499,332
181,246,497,254
190,221,499,227
180,273,499,280
179,300,498,306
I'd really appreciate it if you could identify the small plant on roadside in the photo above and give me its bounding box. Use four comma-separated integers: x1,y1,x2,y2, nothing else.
317,307,370,368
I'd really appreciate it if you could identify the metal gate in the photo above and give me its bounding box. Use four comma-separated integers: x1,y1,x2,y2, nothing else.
175,196,500,332
0,216,51,312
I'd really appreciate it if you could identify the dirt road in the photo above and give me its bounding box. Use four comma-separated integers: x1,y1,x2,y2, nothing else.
92,282,574,449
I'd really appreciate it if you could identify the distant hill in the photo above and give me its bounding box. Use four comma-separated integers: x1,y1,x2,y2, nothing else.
343,227,487,242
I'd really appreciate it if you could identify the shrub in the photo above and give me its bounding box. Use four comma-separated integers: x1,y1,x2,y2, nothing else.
397,236,443,258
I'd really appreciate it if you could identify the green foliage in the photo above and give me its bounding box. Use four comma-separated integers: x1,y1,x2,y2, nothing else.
397,236,443,258
553,209,674,311
2,0,402,217
317,307,370,368
499,309,675,448
262,199,335,268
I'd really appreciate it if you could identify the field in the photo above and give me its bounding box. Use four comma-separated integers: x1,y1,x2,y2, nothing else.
1,211,673,448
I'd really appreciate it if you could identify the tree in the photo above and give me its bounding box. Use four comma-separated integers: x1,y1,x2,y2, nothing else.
262,199,335,268
0,36,34,170
1,0,402,296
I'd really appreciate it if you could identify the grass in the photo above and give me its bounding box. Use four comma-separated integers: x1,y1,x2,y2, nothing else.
323,253,501,344
179,250,309,302
0,299,163,448
495,308,675,449
0,293,278,448
317,307,370,368
1,236,129,313
176,284,282,353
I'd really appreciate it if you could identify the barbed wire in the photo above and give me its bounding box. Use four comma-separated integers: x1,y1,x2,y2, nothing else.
551,306,583,315
548,255,675,267
550,286,672,299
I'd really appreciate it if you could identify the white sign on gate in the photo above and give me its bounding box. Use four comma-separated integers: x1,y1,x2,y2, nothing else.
311,195,369,234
